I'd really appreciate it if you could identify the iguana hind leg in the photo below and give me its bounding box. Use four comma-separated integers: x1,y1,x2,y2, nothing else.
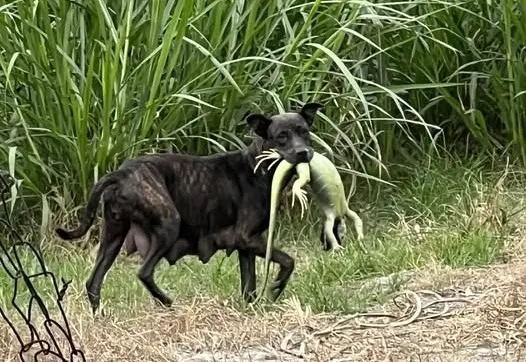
323,214,344,252
344,207,368,253
334,218,347,242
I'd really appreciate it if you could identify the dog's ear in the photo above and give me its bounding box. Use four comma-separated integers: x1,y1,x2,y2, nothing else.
299,102,323,125
246,113,272,139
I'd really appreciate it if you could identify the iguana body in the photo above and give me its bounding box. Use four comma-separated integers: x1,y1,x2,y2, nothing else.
255,149,364,253
251,149,365,304
292,151,364,251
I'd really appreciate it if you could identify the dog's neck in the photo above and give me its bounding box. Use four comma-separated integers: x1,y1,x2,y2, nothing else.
243,138,276,179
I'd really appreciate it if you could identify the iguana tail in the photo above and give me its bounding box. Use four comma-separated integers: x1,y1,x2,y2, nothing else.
55,170,127,241
345,207,364,241
253,157,295,305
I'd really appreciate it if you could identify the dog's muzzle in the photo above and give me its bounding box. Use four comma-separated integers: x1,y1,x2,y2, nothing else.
295,147,313,163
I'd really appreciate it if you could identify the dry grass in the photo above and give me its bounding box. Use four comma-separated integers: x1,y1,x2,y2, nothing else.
1,260,526,362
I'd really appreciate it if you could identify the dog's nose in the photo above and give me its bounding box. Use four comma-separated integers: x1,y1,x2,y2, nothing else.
306,148,314,160
296,148,312,163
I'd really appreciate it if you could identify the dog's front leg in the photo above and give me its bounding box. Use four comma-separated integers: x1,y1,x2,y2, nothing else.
238,249,256,302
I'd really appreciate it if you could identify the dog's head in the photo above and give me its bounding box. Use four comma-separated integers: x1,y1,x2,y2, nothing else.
246,102,322,165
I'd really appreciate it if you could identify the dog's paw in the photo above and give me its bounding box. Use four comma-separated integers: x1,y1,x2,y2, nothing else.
269,285,283,301
154,297,173,309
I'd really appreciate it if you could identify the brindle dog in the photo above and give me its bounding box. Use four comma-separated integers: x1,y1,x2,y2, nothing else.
55,103,322,313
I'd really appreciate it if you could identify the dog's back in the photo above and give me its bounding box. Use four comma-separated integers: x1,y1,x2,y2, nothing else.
117,150,267,237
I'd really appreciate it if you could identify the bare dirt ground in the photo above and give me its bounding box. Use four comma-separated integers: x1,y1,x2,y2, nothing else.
2,260,526,362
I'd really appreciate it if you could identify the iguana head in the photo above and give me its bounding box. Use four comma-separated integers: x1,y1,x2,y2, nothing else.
245,103,323,166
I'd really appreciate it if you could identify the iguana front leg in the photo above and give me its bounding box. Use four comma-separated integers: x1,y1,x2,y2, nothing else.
291,162,310,219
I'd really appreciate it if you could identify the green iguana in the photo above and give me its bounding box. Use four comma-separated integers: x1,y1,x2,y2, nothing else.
249,154,303,304
251,149,365,304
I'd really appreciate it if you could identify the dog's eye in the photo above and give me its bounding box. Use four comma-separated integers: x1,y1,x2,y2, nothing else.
277,132,288,142
295,127,309,137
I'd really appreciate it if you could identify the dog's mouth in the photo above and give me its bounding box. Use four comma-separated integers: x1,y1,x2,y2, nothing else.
252,147,313,175
281,153,299,164
282,148,313,165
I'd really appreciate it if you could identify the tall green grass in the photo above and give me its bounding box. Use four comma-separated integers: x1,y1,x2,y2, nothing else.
0,0,524,232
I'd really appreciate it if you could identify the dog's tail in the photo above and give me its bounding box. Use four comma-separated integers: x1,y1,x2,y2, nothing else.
55,170,126,241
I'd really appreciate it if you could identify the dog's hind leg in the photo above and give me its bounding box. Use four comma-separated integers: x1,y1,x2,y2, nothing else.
137,210,181,308
85,204,129,313
238,250,256,302
164,237,192,265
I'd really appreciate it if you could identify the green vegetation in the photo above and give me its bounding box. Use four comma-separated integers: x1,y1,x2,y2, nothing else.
0,1,525,313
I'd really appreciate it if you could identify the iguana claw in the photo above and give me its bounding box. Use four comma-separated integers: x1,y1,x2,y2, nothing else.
330,244,345,255
334,243,344,250
267,156,282,171
291,184,308,219
254,149,282,173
